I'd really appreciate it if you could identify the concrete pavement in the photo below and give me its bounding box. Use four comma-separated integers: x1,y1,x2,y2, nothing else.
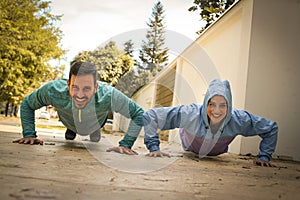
0,120,300,200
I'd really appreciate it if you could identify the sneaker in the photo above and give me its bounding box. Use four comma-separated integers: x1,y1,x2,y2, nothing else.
65,129,76,140
89,129,101,142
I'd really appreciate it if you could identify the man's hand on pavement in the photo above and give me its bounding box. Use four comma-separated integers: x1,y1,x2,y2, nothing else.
13,137,43,145
106,146,138,155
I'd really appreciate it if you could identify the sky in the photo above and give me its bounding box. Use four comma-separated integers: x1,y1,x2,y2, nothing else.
50,0,203,75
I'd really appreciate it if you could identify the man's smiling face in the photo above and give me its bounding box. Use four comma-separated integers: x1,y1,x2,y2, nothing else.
67,74,98,109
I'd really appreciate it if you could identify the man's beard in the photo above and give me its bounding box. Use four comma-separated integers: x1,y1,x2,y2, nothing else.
72,95,90,109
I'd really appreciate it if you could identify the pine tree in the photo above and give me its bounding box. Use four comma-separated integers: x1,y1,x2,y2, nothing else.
139,0,168,77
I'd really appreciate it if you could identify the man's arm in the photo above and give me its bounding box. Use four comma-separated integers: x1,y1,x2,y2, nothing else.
21,96,38,138
110,88,144,149
20,83,52,138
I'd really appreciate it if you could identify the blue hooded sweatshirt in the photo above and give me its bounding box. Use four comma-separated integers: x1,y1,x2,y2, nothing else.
21,79,144,148
143,79,278,162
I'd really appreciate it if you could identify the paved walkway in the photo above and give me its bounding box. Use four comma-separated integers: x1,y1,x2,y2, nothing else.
0,120,300,200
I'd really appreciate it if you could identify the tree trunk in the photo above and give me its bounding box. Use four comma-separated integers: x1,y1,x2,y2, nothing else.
5,102,9,117
13,105,18,117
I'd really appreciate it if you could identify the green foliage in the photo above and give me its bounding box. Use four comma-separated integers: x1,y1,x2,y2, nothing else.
115,40,139,97
188,0,236,34
115,69,137,97
73,41,134,86
0,0,65,104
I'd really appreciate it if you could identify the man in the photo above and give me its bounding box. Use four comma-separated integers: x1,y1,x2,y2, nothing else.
13,61,144,155
143,79,278,167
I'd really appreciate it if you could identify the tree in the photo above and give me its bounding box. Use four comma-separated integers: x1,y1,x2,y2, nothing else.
115,69,138,97
0,0,65,109
123,39,134,57
188,0,236,34
73,41,134,86
139,0,168,77
116,40,151,97
115,40,138,97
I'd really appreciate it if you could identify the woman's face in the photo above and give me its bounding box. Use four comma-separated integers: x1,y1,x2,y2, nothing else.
207,95,228,125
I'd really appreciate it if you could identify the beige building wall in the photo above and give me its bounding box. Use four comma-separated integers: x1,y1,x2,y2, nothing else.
132,83,156,111
172,58,207,106
243,0,300,160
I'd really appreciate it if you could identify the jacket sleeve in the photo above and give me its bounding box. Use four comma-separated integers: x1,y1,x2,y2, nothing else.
235,110,278,162
110,88,144,148
21,83,53,138
143,105,192,152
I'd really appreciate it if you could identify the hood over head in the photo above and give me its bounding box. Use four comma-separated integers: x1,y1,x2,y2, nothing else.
201,79,232,129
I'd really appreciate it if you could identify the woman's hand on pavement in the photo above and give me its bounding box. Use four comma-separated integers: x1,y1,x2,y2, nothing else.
253,159,276,167
145,150,170,157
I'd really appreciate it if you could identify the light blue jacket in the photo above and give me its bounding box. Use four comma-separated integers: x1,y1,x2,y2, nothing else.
21,79,144,148
143,79,278,162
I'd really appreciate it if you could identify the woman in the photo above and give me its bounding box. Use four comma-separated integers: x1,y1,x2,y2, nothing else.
143,79,278,167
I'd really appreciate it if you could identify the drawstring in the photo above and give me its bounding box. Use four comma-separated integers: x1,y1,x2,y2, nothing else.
78,109,82,123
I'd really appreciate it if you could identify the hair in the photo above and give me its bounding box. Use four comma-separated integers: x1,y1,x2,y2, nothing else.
69,61,98,84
